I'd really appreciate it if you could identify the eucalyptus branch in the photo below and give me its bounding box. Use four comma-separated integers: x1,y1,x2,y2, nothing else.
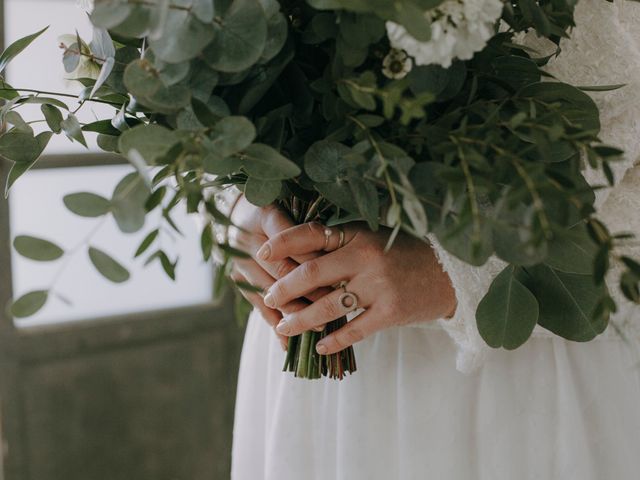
507,155,553,240
129,0,192,11
455,143,483,245
0,87,121,107
48,216,108,292
347,114,398,207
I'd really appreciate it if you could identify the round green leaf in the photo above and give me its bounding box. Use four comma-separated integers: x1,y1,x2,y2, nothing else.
11,290,48,318
526,264,608,341
111,172,150,233
204,0,268,73
545,224,598,275
63,192,111,218
209,116,256,157
304,141,350,182
149,11,214,63
244,177,282,206
241,143,301,180
41,104,63,133
13,235,64,262
476,266,539,350
90,1,132,29
88,247,131,283
0,131,41,163
118,124,179,164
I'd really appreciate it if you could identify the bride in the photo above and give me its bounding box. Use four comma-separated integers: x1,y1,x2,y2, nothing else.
228,0,640,478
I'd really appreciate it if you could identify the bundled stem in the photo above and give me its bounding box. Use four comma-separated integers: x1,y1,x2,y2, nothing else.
279,194,357,380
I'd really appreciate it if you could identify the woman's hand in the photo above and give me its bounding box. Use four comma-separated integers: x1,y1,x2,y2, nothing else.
256,222,457,355
228,196,332,349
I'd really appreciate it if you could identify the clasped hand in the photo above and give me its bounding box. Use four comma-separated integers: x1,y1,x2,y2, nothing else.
229,197,456,355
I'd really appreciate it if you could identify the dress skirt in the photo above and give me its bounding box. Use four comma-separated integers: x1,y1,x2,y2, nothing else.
231,310,640,480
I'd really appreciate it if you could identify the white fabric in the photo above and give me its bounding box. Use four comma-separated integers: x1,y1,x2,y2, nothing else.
421,0,640,373
231,1,640,477
232,314,640,479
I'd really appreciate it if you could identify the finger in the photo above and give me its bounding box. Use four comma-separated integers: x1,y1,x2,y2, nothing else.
314,310,381,355
259,208,323,264
275,281,370,337
257,222,355,262
263,249,355,309
233,260,322,326
232,231,336,304
261,204,295,239
231,267,288,350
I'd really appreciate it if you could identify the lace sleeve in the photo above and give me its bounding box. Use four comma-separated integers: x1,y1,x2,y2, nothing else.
544,0,640,208
408,0,640,374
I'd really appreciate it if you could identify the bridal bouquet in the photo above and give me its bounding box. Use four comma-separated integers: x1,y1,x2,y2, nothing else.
2,0,639,379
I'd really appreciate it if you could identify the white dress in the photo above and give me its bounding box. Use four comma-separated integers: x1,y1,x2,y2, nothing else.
231,2,640,478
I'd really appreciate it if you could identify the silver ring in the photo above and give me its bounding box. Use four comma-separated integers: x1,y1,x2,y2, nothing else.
338,280,358,311
323,227,332,250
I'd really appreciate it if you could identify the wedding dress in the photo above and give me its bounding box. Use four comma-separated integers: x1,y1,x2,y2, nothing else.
231,1,640,478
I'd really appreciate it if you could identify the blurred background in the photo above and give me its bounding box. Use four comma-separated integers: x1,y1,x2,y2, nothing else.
0,1,243,478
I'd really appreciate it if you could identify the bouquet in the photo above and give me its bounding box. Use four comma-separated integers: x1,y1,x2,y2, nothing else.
2,0,639,380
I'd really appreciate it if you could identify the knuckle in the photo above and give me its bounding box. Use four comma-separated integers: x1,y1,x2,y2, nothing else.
273,260,293,279
270,281,287,304
306,221,324,237
288,314,306,332
319,295,340,319
359,242,382,262
300,259,321,282
342,325,365,346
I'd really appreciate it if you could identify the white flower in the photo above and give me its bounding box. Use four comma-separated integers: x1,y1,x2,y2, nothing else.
386,0,504,68
58,34,101,81
382,49,413,79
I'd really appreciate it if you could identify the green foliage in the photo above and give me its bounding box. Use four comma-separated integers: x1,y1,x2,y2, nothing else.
88,246,131,283
1,0,638,354
10,290,49,318
13,235,64,262
477,266,539,349
63,192,111,217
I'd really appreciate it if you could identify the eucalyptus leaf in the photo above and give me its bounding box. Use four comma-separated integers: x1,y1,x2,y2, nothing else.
304,141,350,182
241,144,301,180
204,0,268,72
118,124,179,164
63,192,111,218
209,116,256,157
111,172,150,233
88,246,131,283
244,177,282,206
476,266,539,349
11,290,48,318
0,26,48,74
149,10,214,63
13,235,64,262
41,104,63,133
60,114,87,147
0,131,41,163
525,265,609,341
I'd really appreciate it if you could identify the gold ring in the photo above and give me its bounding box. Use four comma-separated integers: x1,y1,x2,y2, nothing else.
337,226,345,249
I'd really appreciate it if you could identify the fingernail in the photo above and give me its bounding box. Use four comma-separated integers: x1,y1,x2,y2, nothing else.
263,292,275,308
257,243,271,260
316,343,328,355
313,325,325,332
276,319,290,335
281,341,288,352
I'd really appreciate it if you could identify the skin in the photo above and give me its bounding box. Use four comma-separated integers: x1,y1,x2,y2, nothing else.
230,196,457,355
228,195,334,350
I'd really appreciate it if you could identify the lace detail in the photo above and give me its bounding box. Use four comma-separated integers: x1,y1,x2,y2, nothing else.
407,0,640,373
